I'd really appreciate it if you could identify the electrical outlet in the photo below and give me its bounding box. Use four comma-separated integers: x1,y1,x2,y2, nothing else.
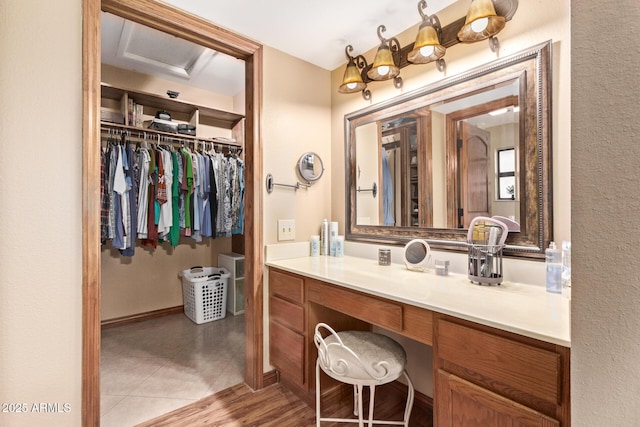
277,219,296,241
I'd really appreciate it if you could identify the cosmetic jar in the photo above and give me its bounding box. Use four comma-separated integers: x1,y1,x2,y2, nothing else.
378,249,391,266
435,259,450,276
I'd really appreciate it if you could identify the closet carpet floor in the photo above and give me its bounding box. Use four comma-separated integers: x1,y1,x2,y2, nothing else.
100,312,245,427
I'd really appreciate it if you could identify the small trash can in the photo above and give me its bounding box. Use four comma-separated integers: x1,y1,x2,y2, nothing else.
180,266,230,324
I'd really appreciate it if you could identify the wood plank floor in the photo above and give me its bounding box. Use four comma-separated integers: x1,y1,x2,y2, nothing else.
137,382,433,427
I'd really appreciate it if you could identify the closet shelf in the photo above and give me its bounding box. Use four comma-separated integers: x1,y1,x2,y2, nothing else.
101,83,244,129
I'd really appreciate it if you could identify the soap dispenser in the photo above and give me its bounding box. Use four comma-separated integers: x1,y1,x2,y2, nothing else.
545,241,562,293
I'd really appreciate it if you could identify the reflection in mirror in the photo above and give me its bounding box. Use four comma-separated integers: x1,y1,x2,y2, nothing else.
297,152,324,182
346,42,551,258
355,113,433,228
440,79,520,229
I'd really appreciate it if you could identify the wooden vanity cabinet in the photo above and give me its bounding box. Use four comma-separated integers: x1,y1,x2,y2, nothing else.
269,269,307,390
268,266,570,426
434,314,570,426
268,268,430,398
268,268,373,398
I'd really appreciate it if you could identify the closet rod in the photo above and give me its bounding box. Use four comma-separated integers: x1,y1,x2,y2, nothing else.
100,123,242,154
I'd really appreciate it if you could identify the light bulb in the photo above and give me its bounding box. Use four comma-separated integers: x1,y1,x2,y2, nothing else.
488,107,509,116
470,17,488,33
419,45,435,57
377,65,390,76
346,82,358,90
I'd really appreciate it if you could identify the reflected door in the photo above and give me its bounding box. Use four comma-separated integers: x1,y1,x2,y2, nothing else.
460,121,490,228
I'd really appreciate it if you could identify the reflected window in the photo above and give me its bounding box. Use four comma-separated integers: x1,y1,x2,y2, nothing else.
497,148,515,200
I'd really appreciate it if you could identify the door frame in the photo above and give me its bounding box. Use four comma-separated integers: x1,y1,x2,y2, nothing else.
82,1,264,425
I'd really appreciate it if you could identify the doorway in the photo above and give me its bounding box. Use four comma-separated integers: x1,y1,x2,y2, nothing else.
82,0,264,424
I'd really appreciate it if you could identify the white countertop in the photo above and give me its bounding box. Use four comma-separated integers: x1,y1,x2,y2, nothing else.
266,255,570,347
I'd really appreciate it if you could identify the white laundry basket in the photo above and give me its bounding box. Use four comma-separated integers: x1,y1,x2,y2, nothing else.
180,266,230,324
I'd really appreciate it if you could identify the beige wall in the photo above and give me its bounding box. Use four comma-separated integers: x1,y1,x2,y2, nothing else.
355,123,380,224
572,0,640,424
101,240,232,320
0,0,83,425
261,45,332,371
262,46,332,244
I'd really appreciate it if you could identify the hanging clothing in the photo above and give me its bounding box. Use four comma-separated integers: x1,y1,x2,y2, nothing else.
100,148,109,244
168,151,180,247
140,148,158,248
200,154,213,238
181,148,194,236
112,145,126,249
136,148,151,238
120,142,138,257
191,152,202,242
230,156,245,235
382,148,395,226
107,143,118,240
99,133,245,256
157,148,173,238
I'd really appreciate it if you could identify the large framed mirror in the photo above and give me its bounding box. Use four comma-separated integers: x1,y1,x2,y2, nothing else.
345,41,551,258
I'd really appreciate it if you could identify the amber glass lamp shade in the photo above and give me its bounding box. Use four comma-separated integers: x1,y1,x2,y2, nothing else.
408,21,446,64
457,0,506,42
367,43,400,81
338,57,367,93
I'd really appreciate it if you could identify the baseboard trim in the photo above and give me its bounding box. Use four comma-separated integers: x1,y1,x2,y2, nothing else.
388,380,434,411
275,370,433,415
101,306,184,329
262,370,279,388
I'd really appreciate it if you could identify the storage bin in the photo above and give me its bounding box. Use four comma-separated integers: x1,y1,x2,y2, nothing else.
180,266,230,324
218,252,245,315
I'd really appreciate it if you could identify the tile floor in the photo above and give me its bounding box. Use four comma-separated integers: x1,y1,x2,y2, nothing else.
100,312,245,427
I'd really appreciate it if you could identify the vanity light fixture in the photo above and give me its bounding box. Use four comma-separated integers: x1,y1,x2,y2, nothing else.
367,25,403,89
338,45,372,100
457,0,506,52
337,0,518,98
407,0,446,72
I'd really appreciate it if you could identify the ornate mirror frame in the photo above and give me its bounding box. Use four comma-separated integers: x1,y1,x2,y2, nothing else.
345,41,551,259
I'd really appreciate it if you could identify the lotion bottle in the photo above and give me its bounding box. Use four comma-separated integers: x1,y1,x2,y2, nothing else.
320,219,329,256
546,241,562,293
561,241,571,299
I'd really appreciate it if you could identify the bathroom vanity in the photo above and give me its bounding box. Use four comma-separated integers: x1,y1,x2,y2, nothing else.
266,255,570,426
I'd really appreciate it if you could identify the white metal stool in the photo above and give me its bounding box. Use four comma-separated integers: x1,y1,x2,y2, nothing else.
314,322,414,427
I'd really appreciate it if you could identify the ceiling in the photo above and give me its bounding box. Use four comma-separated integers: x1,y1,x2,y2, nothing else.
101,0,458,97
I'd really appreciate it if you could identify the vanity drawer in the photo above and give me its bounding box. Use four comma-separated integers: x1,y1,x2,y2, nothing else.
403,304,433,345
270,295,304,333
270,268,304,304
437,319,561,404
307,279,403,332
270,320,305,387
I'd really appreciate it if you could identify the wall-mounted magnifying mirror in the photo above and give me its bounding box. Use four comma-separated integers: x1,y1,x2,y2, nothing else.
297,152,324,183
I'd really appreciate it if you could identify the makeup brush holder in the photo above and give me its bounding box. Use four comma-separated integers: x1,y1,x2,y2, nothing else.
468,244,504,285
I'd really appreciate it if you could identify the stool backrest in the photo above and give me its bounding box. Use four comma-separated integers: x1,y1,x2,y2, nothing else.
314,322,393,381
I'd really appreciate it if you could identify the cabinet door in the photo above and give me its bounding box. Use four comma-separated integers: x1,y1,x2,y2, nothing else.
436,370,560,427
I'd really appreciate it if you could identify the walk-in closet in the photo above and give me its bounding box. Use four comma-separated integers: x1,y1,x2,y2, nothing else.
98,11,248,426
